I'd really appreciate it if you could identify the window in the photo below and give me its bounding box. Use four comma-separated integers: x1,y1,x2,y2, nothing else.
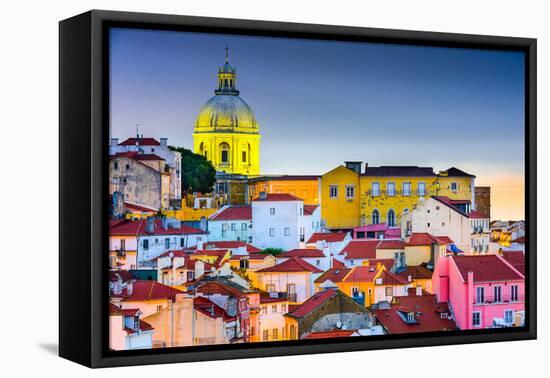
231,223,236,231
451,182,458,191
472,311,481,327
372,182,380,196
266,284,275,292
476,287,485,303
113,161,118,170
125,163,130,170
284,228,290,236
143,239,149,250
387,209,396,227
180,238,185,247
187,271,194,281
164,238,170,249
282,327,287,339
220,143,230,164
351,287,359,297
281,304,287,313
387,182,396,196
156,305,163,313
271,305,277,313
290,325,296,339
329,185,338,198
403,182,411,196
372,209,380,224
120,239,126,251
385,287,394,296
221,223,228,237
241,223,247,231
287,284,297,302
242,151,247,163
269,228,275,237
346,185,355,199
270,208,275,215
298,207,303,215
418,182,426,196
261,306,267,315
511,285,519,301
239,259,249,269
504,310,514,324
494,286,502,302
272,328,279,340
262,329,269,341
250,326,255,336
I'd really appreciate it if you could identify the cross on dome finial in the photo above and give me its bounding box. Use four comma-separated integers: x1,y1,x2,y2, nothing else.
225,45,229,63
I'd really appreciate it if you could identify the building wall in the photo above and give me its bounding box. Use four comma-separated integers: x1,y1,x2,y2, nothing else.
252,199,302,251
120,298,171,319
438,176,475,208
193,132,261,176
403,245,433,266
208,219,252,242
109,315,128,351
475,186,491,218
373,283,410,304
256,272,312,303
137,233,207,264
249,178,320,204
259,301,289,341
321,166,361,229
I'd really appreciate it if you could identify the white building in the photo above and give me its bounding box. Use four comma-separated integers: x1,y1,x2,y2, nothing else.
305,231,352,257
251,193,320,251
469,210,491,254
110,136,182,199
276,247,331,271
208,205,252,242
401,196,472,253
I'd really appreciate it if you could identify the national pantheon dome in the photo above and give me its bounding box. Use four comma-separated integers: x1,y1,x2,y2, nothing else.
193,48,261,176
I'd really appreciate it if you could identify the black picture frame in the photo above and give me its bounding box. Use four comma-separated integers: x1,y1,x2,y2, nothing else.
59,9,537,368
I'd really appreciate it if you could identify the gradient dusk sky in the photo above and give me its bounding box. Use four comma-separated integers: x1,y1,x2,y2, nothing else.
109,28,525,221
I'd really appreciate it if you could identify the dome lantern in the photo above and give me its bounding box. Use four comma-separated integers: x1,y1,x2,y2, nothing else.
215,46,239,96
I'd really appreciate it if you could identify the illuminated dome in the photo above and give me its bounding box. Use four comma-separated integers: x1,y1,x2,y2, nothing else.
195,95,259,132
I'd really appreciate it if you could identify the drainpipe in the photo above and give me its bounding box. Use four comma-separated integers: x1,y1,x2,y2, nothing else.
467,271,474,329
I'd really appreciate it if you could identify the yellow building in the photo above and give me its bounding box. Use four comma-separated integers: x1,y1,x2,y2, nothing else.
193,48,260,176
321,162,475,230
248,175,321,204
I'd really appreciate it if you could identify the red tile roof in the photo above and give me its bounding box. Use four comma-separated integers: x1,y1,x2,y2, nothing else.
117,280,182,301
228,253,270,261
154,250,188,260
376,270,411,285
434,236,454,245
286,289,339,318
501,252,525,275
376,239,405,249
397,265,433,280
451,255,524,282
468,210,487,219
303,204,319,215
442,167,475,178
119,137,161,146
195,281,246,298
405,233,439,246
511,236,526,243
124,319,154,334
431,196,469,217
210,206,252,221
307,232,348,244
194,296,237,321
109,270,134,283
253,193,303,202
342,265,381,283
340,240,379,259
332,258,346,269
314,267,352,283
259,294,289,304
124,202,158,212
109,218,205,236
113,151,165,161
366,258,395,272
279,249,325,258
373,294,456,334
204,241,262,253
256,257,322,273
303,330,355,339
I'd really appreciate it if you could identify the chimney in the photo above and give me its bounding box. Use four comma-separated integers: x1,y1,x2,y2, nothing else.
146,216,155,233
344,161,362,174
416,286,422,296
110,137,119,146
364,163,368,174
160,137,168,146
127,281,134,296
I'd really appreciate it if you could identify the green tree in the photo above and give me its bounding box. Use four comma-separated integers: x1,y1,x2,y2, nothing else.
261,248,285,256
169,146,216,195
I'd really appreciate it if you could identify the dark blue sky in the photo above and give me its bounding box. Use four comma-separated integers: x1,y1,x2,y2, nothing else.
110,28,525,219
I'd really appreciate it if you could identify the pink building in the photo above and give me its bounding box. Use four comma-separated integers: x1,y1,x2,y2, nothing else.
433,255,525,330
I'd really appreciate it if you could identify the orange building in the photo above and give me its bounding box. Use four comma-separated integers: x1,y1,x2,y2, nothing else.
248,175,321,204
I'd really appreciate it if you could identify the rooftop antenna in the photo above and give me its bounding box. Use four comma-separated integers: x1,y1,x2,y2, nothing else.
135,123,141,145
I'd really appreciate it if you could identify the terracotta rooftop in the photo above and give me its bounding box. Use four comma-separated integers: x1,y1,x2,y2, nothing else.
210,206,252,221
303,204,319,215
511,236,526,243
397,265,433,280
441,167,476,178
253,193,303,202
303,330,355,339
116,280,182,302
452,255,524,282
314,267,352,284
340,240,379,259
431,196,469,217
279,249,325,258
118,137,161,146
376,239,405,249
307,232,349,244
204,241,262,253
376,270,411,285
363,166,436,177
405,233,440,246
256,257,322,273
286,288,339,318
194,296,236,321
109,218,205,236
500,251,525,275
342,265,382,283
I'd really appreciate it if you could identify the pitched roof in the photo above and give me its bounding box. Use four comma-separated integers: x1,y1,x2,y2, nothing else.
303,204,319,215
376,239,405,249
194,296,236,321
279,249,325,258
210,206,252,221
500,251,525,275
303,330,355,339
248,175,320,182
468,210,487,219
314,267,352,283
118,137,160,146
451,255,524,282
195,280,248,298
113,152,165,161
124,202,158,212
342,265,382,282
405,233,439,246
340,240,379,259
431,196,469,217
109,270,134,283
307,232,349,244
109,218,205,236
434,236,454,245
286,289,339,318
228,253,271,261
116,280,182,301
259,293,289,304
124,319,154,334
204,241,262,253
376,270,411,285
332,258,346,269
397,265,433,280
373,294,456,334
511,236,526,243
253,193,303,202
256,257,322,273
441,167,476,178
363,166,436,177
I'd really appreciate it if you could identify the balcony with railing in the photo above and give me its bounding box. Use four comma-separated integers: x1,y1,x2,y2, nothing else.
473,293,525,305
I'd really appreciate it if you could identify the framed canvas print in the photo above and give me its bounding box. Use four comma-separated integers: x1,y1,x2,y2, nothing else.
59,10,537,368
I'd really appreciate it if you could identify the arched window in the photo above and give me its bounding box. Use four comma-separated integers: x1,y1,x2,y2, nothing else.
387,209,396,227
219,142,230,164
372,209,380,225
199,142,207,159
403,208,409,216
